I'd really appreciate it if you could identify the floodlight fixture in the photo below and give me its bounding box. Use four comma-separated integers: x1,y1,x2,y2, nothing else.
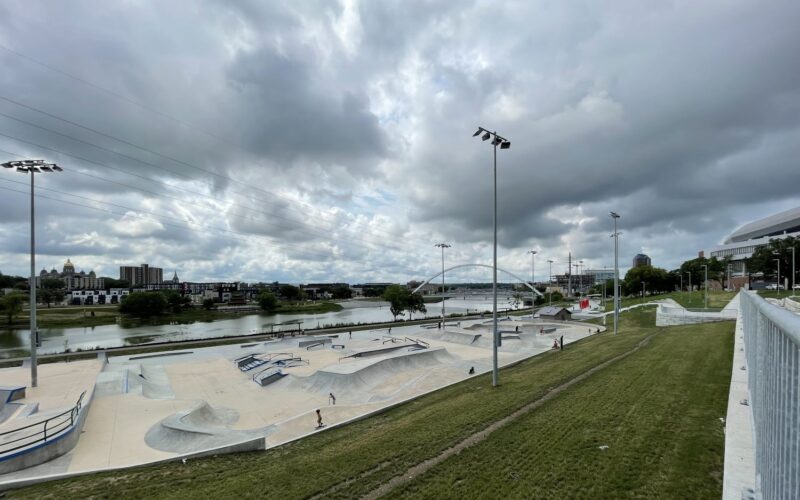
481,131,491,141
500,141,510,149
473,127,484,137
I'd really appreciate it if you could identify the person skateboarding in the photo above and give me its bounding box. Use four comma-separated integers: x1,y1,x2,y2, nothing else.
329,392,336,405
316,409,324,428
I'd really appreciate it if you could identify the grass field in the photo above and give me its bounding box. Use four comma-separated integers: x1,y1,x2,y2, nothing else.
8,308,734,499
604,289,736,311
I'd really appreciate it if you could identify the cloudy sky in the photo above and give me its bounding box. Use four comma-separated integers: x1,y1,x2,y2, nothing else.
0,0,799,285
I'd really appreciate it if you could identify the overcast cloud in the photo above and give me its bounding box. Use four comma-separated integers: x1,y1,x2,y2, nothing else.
1,0,799,284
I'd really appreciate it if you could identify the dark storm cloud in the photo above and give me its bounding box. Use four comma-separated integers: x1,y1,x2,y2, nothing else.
1,0,800,281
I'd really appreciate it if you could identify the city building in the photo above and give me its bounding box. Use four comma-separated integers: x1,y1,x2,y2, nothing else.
553,274,594,295
708,206,800,275
70,288,129,305
120,263,163,286
632,254,651,268
585,269,615,284
37,258,105,291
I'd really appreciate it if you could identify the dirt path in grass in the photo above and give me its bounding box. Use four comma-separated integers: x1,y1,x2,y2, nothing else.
358,332,659,500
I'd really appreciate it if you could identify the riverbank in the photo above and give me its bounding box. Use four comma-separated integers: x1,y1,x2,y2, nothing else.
1,301,345,330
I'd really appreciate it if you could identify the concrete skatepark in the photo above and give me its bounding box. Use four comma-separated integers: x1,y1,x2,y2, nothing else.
0,315,601,487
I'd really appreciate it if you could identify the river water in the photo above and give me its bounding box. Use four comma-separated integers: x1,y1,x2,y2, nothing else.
0,295,522,358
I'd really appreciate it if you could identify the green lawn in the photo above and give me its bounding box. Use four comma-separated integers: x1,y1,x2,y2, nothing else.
390,319,732,498
605,290,736,311
8,308,733,499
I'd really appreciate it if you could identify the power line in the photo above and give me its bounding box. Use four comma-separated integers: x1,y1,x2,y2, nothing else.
0,179,383,265
0,93,397,240
0,101,405,244
0,43,237,146
0,135,408,254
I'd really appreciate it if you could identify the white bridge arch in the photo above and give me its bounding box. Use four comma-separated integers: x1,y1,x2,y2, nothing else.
412,263,544,297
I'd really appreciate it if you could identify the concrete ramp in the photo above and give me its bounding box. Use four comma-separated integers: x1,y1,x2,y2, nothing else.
424,329,482,346
124,365,175,400
285,348,454,397
144,401,274,454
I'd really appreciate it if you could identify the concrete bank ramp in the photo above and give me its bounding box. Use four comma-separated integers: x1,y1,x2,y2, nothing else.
145,401,274,454
284,348,454,397
123,365,175,400
423,329,482,346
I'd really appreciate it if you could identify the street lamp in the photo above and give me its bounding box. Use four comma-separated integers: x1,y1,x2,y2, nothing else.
774,255,781,297
473,126,510,388
791,246,796,295
2,159,63,388
547,259,554,306
527,250,537,318
610,212,620,335
701,264,708,309
641,281,646,300
435,243,451,321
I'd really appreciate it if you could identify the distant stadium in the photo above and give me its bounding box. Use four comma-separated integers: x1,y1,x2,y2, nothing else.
709,206,800,273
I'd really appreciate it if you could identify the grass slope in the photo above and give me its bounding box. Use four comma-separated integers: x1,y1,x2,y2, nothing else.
390,322,733,498
8,308,733,499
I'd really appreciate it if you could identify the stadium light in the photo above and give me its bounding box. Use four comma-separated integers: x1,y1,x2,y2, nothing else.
610,212,620,335
1,159,63,388
435,243,451,320
472,127,510,387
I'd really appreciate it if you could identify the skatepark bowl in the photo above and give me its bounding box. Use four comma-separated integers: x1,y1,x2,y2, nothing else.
0,316,603,487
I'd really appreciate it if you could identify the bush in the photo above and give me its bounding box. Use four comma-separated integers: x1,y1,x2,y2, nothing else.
259,291,278,312
119,292,167,317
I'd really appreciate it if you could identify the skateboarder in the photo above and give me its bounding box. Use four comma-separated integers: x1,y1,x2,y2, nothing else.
316,409,324,428
329,392,336,405
468,366,475,375
560,335,564,351
349,330,352,339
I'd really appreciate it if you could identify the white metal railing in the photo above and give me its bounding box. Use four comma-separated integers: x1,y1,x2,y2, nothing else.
739,291,800,498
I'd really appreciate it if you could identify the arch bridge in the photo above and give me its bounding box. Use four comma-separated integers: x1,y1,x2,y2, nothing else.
412,263,544,297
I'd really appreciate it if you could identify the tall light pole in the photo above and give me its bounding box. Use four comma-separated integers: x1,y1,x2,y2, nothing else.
547,259,554,306
686,271,692,304
791,246,796,295
679,273,683,294
473,126,510,388
578,260,584,297
527,250,537,318
610,212,620,335
2,159,63,388
435,243,451,320
774,255,781,297
701,264,708,309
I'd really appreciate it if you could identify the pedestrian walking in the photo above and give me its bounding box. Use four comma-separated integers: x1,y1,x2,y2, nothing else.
560,335,564,351
329,392,336,405
349,330,352,339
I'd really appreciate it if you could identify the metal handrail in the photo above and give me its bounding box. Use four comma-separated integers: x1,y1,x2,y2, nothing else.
0,391,85,457
739,291,800,498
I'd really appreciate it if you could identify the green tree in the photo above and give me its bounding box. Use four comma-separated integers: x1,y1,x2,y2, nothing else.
39,278,65,308
746,236,797,284
279,284,303,302
119,292,167,317
678,256,725,289
623,265,670,296
382,285,407,321
0,292,25,324
258,291,278,312
331,285,352,300
162,290,191,313
202,298,216,310
406,292,426,320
